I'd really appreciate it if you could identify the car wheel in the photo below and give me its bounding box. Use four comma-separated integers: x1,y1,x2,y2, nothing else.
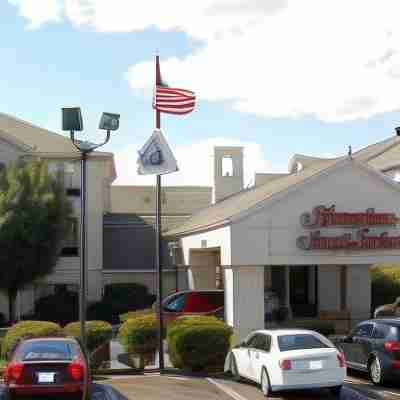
369,356,386,385
230,354,241,382
329,385,342,397
261,368,271,397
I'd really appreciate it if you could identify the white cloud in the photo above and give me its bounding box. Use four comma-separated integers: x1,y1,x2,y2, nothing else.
10,0,400,121
113,137,272,186
8,0,62,29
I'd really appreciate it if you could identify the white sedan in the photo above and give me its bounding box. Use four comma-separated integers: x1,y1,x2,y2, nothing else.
224,329,346,397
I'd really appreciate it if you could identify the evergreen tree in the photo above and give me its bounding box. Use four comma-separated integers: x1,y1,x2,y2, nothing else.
0,159,73,322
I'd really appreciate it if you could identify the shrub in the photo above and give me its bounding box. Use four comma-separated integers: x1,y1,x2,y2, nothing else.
88,283,156,324
63,321,112,354
371,266,400,312
167,316,233,371
118,314,158,355
34,290,78,325
119,309,154,323
2,321,63,358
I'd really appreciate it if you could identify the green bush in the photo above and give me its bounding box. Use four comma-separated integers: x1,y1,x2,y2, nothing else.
63,321,112,354
167,316,233,371
118,314,158,355
119,309,154,323
2,321,63,358
371,266,400,312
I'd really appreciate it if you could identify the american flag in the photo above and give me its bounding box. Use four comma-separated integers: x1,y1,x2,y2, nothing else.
153,85,196,115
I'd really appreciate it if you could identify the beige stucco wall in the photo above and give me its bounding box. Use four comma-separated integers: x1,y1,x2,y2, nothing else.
231,160,400,266
110,186,212,215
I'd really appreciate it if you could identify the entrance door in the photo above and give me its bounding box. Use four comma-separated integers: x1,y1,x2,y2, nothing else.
290,266,316,317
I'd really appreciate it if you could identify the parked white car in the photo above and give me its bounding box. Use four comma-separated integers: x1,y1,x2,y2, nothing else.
224,329,346,397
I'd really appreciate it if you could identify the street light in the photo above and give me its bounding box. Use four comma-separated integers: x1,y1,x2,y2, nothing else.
62,107,120,355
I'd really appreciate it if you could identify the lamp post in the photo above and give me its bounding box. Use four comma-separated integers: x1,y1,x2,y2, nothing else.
62,108,120,354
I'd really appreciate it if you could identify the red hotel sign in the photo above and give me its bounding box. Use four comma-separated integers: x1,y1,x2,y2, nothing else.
297,205,400,251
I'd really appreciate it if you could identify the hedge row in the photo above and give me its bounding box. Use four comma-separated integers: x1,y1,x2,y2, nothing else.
167,316,233,371
2,321,63,358
118,314,158,355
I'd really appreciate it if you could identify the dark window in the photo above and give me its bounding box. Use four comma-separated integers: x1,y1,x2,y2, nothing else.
353,323,374,338
204,292,224,308
254,334,271,352
16,340,75,361
66,188,80,197
164,294,186,312
61,218,79,256
373,324,391,339
246,334,259,348
278,334,330,352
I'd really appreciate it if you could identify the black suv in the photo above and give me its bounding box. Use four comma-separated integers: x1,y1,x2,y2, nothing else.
332,319,400,385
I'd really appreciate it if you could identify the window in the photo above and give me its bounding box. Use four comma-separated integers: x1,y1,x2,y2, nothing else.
254,334,271,352
246,334,259,348
278,334,330,352
373,324,391,339
222,156,233,177
164,294,186,312
16,340,75,361
60,218,79,256
353,323,374,338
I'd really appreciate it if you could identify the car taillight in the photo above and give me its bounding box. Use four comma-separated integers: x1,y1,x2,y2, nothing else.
5,362,24,383
337,352,346,368
67,360,85,381
279,359,292,370
384,341,400,352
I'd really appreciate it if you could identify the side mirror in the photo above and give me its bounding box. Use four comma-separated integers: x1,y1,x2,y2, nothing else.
343,335,353,343
234,341,246,349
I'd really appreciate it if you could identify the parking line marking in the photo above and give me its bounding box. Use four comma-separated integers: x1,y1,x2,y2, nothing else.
383,391,400,397
207,378,249,400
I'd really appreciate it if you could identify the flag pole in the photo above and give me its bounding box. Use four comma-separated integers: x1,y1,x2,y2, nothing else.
155,54,165,371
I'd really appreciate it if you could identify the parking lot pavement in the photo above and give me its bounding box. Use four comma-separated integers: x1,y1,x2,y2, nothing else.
344,373,400,400
105,374,384,400
1,373,400,400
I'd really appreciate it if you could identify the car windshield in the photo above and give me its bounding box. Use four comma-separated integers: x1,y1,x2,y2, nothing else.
278,334,330,352
15,340,75,361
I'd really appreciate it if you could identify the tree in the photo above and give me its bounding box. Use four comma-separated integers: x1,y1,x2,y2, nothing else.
0,159,73,322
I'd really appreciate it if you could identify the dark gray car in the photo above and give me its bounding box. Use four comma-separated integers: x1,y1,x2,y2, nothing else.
332,319,400,385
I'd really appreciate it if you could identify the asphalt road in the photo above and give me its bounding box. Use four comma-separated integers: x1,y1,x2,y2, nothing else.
2,371,400,400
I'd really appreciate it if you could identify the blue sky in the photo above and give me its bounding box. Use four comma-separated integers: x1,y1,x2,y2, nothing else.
3,1,400,186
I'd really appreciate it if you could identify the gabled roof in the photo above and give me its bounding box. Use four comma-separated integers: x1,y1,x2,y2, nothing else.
165,156,400,237
165,158,340,236
0,112,113,158
290,134,400,172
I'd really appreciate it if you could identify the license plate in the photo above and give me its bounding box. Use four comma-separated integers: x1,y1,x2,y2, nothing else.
38,372,55,383
309,360,323,370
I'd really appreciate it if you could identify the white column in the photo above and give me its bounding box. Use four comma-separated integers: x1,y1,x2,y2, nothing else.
318,265,341,312
224,266,264,342
346,265,371,324
285,266,292,319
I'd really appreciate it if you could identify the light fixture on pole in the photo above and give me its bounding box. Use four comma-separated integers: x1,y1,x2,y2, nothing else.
62,107,120,355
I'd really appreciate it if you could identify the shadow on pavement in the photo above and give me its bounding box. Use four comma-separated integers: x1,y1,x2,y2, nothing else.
0,383,129,400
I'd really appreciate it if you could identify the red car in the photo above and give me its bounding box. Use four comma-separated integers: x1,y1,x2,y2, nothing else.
162,290,224,321
4,337,90,399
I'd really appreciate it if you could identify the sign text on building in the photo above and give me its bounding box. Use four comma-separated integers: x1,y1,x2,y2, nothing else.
297,205,400,251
